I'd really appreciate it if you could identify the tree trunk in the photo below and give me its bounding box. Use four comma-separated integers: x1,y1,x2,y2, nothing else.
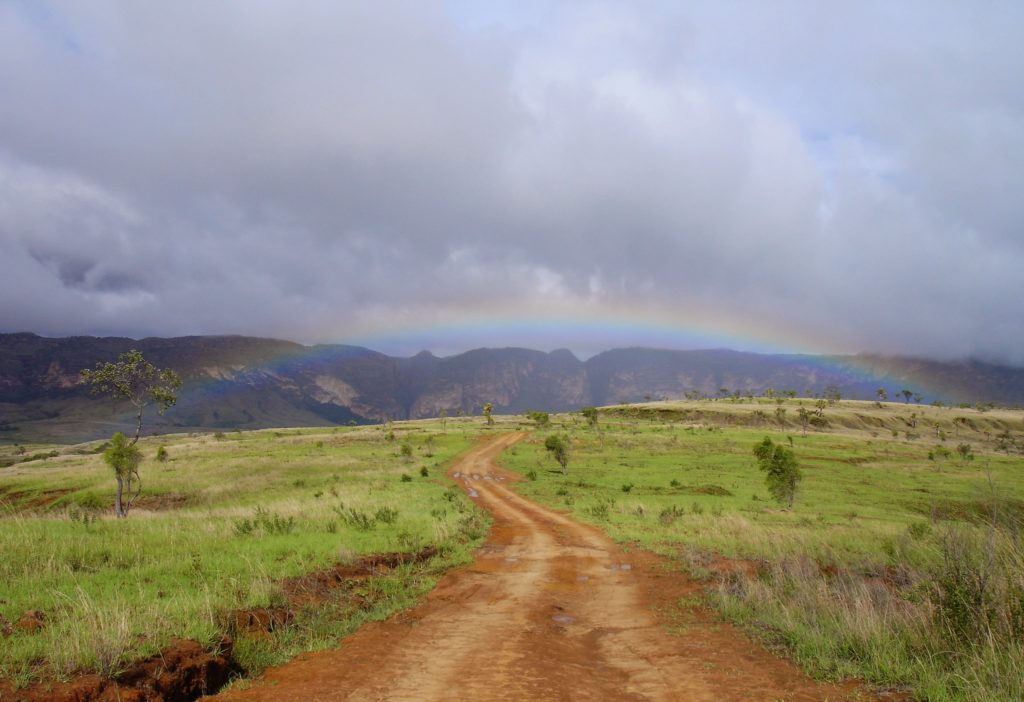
131,404,143,446
115,475,125,518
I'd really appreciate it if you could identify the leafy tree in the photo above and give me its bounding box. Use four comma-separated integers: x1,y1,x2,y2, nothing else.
483,402,494,426
80,350,181,518
956,443,974,464
527,410,550,428
753,437,802,508
80,350,182,446
103,432,142,517
876,388,888,402
901,389,914,403
155,445,168,463
579,406,599,429
797,406,811,435
823,385,842,404
439,408,447,431
544,434,570,474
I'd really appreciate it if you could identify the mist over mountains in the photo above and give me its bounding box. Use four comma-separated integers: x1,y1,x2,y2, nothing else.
2,333,1023,442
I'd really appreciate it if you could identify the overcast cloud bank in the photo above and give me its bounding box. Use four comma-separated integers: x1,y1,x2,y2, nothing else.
1,1,1022,363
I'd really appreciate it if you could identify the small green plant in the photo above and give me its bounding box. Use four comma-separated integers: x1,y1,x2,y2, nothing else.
155,445,168,463
753,437,802,509
669,478,681,488
400,442,413,459
621,483,634,493
956,443,974,464
234,506,296,536
544,434,570,474
374,507,399,524
400,473,413,483
527,410,550,427
420,466,429,477
527,470,538,481
333,506,375,530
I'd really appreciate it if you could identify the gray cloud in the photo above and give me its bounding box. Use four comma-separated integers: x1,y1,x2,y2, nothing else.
1,1,1022,362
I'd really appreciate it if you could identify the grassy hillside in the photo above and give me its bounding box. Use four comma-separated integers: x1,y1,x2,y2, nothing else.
501,399,1024,702
0,419,504,688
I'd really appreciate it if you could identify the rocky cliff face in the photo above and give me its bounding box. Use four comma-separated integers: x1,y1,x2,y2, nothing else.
1,333,1021,442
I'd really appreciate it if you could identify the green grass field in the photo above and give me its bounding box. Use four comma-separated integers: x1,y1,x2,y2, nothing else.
2,400,1022,701
500,400,1024,702
0,420,497,687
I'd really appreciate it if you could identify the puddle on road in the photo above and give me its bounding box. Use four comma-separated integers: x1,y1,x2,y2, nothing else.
452,471,462,478
607,563,632,571
467,488,479,498
484,475,493,481
576,575,589,582
504,557,518,563
552,614,575,624
472,474,482,481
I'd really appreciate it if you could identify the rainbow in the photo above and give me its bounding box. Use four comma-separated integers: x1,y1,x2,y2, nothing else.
152,302,985,408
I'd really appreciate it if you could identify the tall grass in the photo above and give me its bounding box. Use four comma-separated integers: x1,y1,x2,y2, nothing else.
715,521,1023,702
0,422,492,685
499,401,1024,701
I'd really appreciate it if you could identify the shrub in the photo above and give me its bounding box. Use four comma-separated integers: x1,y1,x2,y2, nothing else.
155,446,168,463
753,437,802,508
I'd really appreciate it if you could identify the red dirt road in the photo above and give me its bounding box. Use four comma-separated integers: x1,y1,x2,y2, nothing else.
214,433,882,701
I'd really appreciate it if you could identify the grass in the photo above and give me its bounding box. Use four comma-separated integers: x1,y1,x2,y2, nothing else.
499,399,1024,702
0,419,495,687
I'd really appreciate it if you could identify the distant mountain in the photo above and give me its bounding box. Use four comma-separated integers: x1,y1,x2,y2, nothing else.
1,333,1022,442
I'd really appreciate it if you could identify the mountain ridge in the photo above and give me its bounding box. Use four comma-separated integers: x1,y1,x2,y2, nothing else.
2,332,1022,442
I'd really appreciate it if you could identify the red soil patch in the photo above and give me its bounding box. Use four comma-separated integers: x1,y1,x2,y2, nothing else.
2,548,442,700
2,638,239,702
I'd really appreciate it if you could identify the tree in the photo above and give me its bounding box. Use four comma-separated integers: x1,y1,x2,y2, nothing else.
956,442,974,464
544,434,570,474
80,350,181,518
80,350,182,446
483,402,494,426
900,389,914,403
876,388,888,403
823,385,841,404
103,432,142,517
439,408,447,432
797,406,811,435
527,410,550,428
753,437,802,508
580,406,599,429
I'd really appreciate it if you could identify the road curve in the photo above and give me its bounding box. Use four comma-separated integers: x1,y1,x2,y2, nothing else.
214,433,873,701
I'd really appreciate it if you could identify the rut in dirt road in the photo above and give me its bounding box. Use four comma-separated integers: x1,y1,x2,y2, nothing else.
214,433,880,701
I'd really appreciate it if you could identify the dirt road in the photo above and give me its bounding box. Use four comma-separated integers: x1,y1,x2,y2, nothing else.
215,433,876,701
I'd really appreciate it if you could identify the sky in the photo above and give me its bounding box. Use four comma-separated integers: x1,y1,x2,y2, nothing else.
1,1,1022,362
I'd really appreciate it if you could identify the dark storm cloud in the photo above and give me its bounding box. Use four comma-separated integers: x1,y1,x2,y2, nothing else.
0,1,1022,362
